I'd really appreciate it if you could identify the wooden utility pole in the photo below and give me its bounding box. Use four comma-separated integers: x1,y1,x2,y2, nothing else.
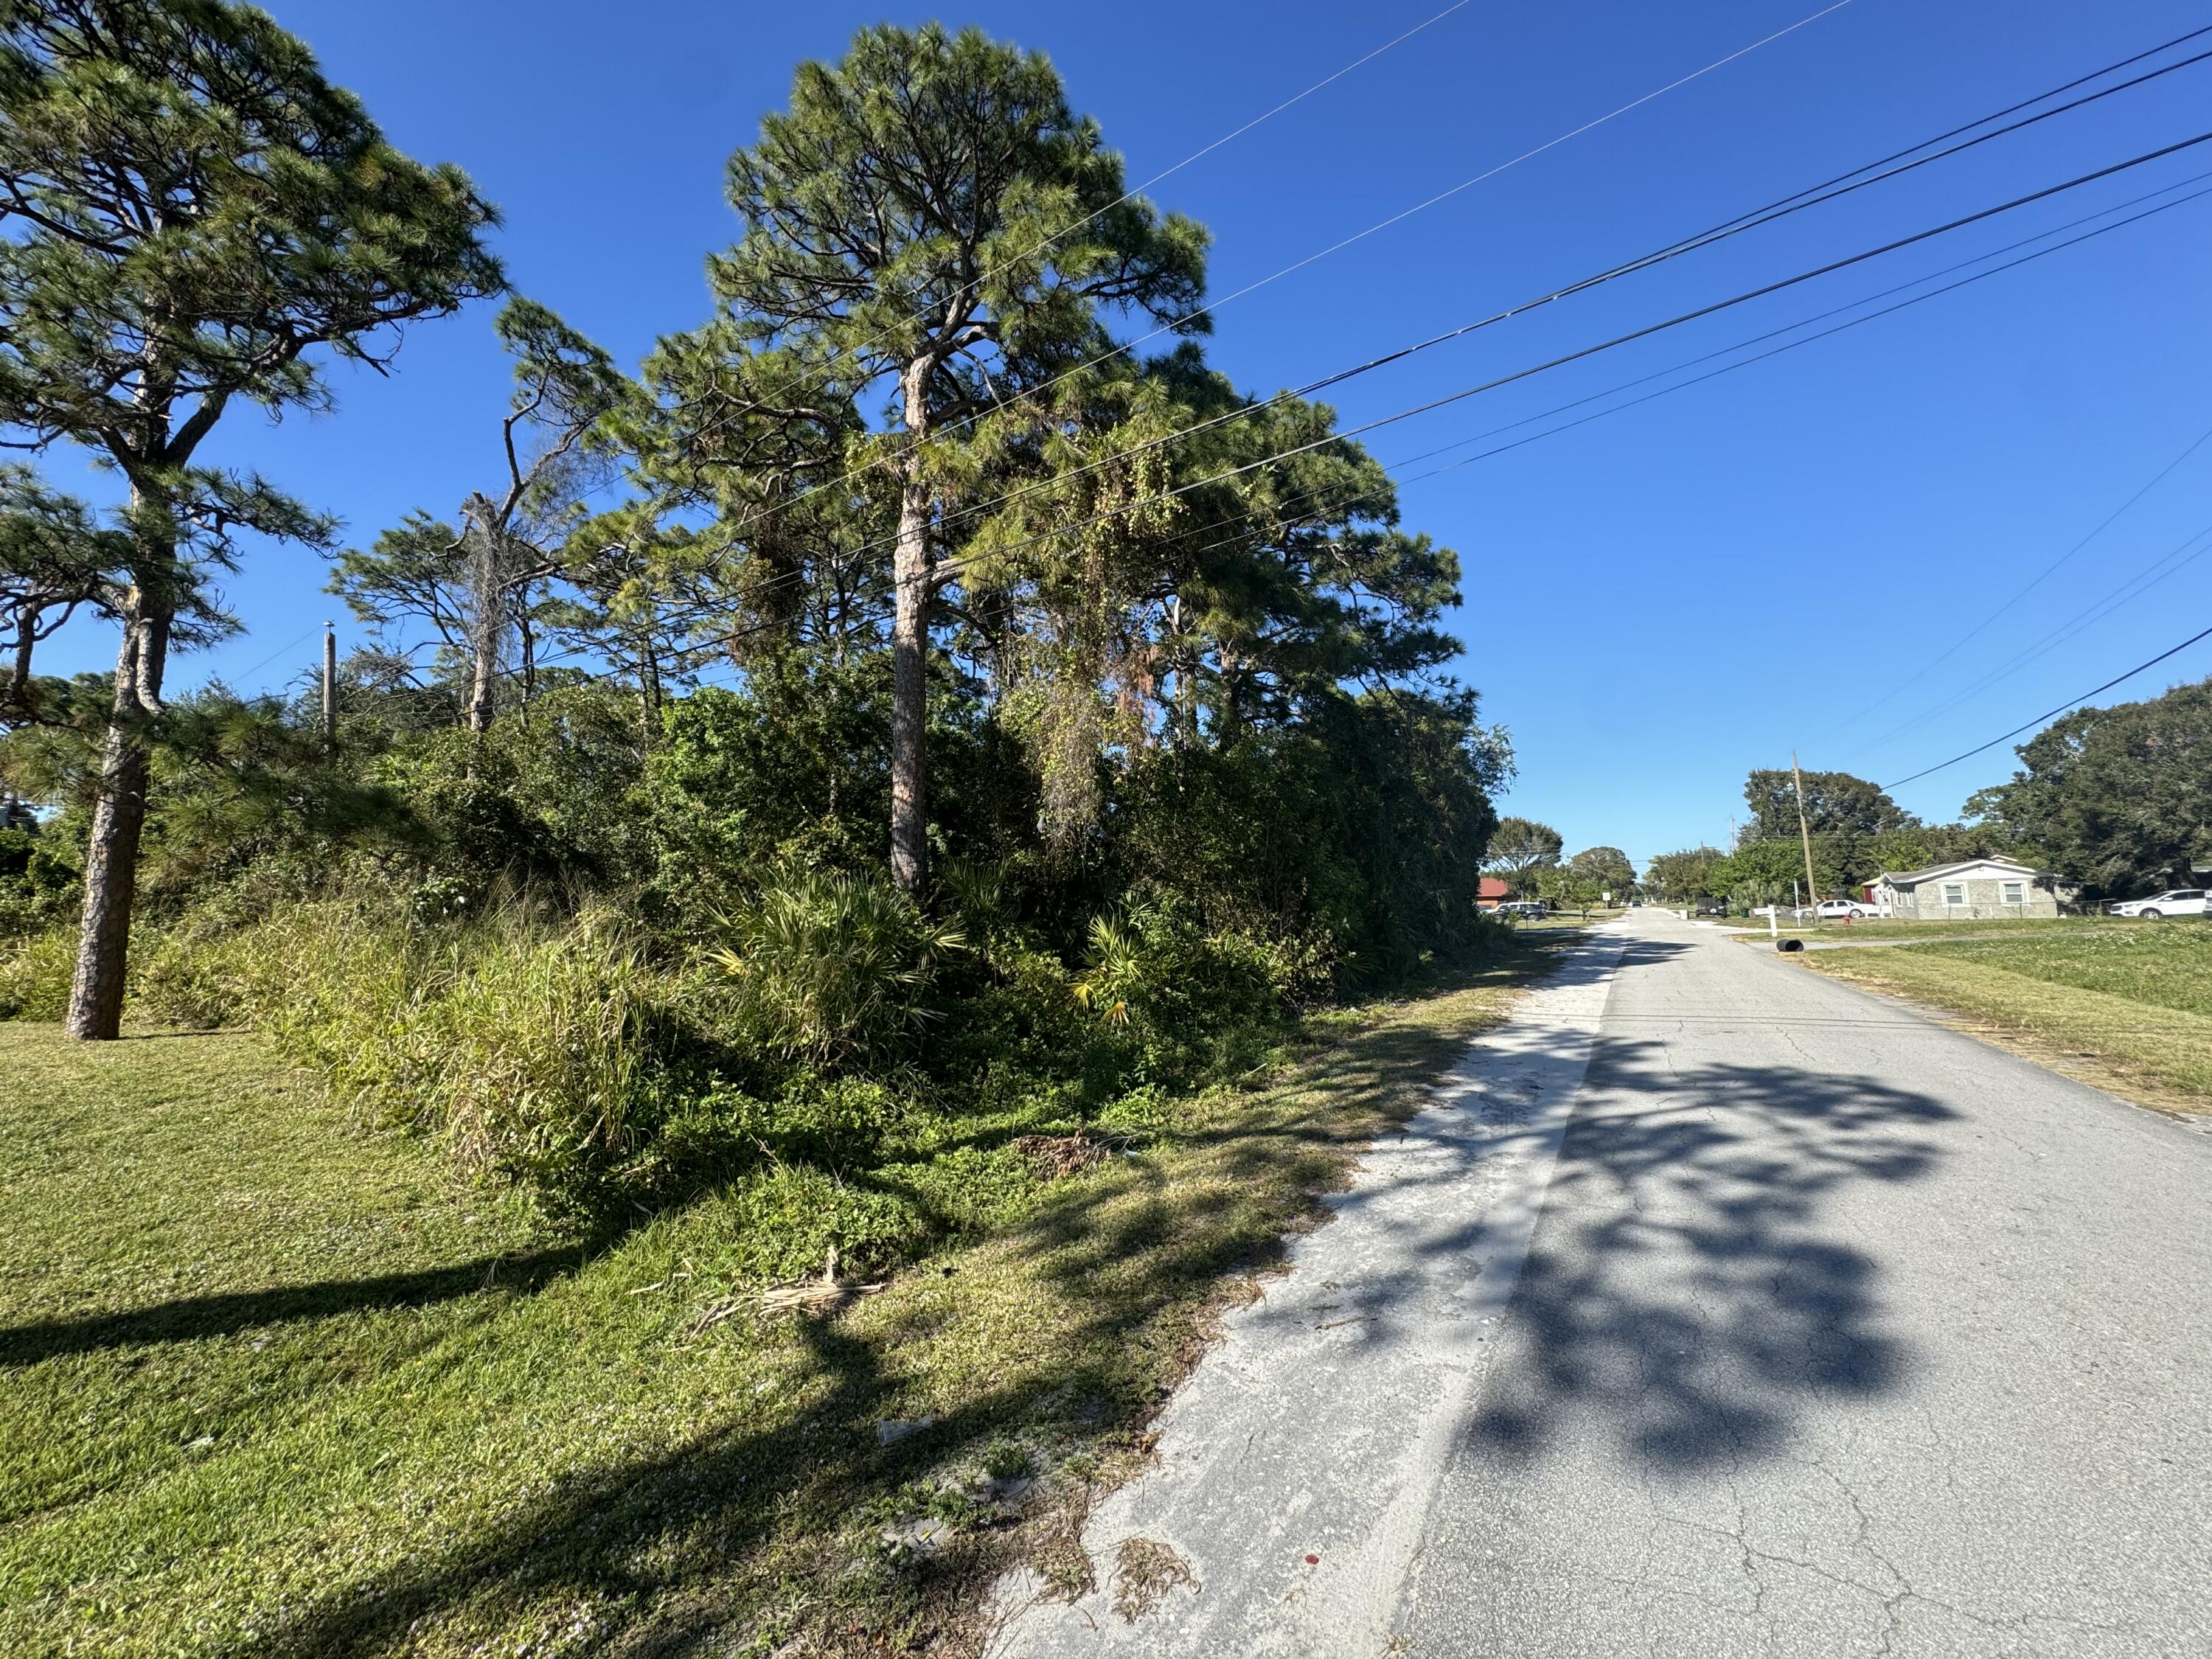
321,622,337,749
1791,750,1821,923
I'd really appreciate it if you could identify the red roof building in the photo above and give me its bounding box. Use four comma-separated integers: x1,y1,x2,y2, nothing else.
1478,876,1509,908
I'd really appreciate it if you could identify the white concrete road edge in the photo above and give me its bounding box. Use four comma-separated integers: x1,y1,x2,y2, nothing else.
987,925,1630,1658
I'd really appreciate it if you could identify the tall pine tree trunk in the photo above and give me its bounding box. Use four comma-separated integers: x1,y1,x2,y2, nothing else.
889,463,931,894
66,601,166,1040
888,361,936,894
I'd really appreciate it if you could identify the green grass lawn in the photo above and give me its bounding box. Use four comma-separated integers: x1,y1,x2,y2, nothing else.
1718,915,2162,943
0,937,1566,1657
1796,922,2212,1111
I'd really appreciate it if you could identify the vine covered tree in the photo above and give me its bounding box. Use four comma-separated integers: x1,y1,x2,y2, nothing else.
0,0,501,1037
699,22,1208,890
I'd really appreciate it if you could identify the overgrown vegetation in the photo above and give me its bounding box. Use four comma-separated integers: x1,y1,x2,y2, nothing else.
0,943,1557,1656
0,15,1528,1648
2,10,1511,1229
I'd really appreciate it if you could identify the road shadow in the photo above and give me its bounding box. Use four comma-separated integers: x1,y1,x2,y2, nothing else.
1467,1033,1956,1470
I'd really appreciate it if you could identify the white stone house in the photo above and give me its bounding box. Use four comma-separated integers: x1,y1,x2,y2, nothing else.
1863,856,2076,920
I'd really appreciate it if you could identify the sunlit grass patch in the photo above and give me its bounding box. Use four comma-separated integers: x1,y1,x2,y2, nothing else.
1725,917,2164,943
1801,927,2212,1113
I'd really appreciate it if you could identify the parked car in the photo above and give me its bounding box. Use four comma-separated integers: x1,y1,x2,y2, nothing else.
1812,898,1874,921
2107,888,2208,918
1492,900,1548,920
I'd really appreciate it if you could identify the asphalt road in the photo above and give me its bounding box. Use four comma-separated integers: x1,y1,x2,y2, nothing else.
993,908,2212,1658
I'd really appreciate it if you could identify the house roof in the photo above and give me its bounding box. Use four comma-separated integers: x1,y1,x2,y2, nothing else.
1872,855,2049,887
1478,876,1509,899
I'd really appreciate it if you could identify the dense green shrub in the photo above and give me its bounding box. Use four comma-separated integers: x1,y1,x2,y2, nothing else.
703,868,964,1067
0,928,71,1020
637,654,1041,925
0,823,77,940
8,630,1506,1264
360,684,652,903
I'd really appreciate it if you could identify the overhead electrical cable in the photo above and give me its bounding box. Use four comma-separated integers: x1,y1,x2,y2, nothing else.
796,49,2212,578
702,0,1865,549
217,625,325,690
1817,415,2212,741
901,126,2212,578
607,19,2212,688
1150,178,2212,579
705,18,2212,566
664,134,2212,664
1881,621,2212,790
1847,518,2212,756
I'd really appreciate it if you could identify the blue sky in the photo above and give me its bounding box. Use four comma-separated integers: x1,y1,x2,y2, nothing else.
32,0,2212,869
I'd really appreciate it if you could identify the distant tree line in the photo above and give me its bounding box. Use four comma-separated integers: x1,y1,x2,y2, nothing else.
1642,687,2212,908
1478,817,1632,908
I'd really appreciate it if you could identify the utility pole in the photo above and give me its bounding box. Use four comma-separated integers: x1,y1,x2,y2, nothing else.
321,622,337,750
1791,750,1821,925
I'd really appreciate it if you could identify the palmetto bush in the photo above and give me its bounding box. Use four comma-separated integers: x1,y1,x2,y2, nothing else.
706,869,964,1068
1074,900,1307,1082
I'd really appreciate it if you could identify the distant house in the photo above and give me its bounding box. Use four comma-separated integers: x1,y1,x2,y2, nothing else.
1478,876,1509,909
1863,856,2077,920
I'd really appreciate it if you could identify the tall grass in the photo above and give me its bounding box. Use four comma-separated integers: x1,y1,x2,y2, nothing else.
134,900,700,1214
0,930,72,1021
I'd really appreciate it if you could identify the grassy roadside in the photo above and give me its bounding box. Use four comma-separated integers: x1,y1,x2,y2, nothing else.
0,934,1572,1657
1717,917,2165,944
1792,925,2212,1116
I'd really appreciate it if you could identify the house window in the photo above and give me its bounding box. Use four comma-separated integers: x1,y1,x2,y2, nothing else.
2001,881,2025,905
1942,883,1966,907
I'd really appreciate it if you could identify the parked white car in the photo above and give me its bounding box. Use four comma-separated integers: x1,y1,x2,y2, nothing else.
1812,898,1874,921
2107,888,2208,918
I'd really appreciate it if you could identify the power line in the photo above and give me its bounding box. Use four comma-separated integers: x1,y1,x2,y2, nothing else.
702,0,1865,552
1882,622,2212,790
598,22,2212,670
215,625,324,689
1818,416,2212,742
1849,518,2212,757
1157,172,2212,574
664,133,2212,667
768,39,2212,580
1385,179,2212,488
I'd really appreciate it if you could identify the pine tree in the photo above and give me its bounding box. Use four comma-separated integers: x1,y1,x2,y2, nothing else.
0,0,501,1037
700,22,1207,891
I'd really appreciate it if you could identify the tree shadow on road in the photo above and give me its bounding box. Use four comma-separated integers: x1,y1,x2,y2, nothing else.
1468,1033,1956,1472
